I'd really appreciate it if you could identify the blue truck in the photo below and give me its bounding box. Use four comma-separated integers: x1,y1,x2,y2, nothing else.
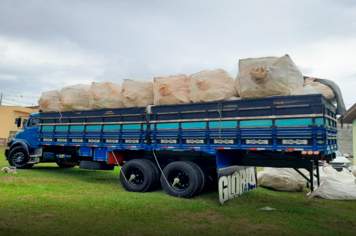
5,94,337,202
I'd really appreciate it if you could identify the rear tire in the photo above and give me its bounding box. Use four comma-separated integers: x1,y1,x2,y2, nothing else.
8,146,34,169
120,159,159,193
161,161,203,198
186,161,206,195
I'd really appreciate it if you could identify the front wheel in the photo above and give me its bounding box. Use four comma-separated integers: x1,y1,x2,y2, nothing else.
8,146,34,169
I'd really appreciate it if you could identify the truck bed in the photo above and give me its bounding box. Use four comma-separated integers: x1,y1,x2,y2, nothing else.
38,94,337,156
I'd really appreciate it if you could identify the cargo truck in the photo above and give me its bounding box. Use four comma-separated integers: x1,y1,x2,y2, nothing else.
5,94,337,203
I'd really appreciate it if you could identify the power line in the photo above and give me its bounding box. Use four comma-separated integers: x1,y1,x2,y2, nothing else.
3,98,35,105
1,101,26,106
3,94,40,99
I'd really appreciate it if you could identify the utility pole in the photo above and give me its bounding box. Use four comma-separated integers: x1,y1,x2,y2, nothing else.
0,93,2,105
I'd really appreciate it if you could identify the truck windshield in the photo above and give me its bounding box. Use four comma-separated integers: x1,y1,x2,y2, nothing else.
27,118,39,128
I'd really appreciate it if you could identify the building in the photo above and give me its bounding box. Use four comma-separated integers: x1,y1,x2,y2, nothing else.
0,106,38,146
339,103,356,162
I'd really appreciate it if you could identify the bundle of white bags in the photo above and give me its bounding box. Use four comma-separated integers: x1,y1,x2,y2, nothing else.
315,166,356,200
236,54,304,99
38,54,336,112
121,79,154,108
257,165,356,200
38,90,61,112
257,168,309,192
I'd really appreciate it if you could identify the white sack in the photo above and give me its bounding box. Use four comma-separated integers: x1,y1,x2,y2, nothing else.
352,166,356,177
89,82,124,109
38,90,61,112
315,166,356,200
291,84,319,95
257,167,309,192
59,84,91,111
121,79,154,107
154,74,191,105
189,69,238,103
304,77,335,100
235,54,304,99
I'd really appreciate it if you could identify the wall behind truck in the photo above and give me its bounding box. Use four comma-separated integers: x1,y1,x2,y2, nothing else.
0,106,38,146
337,124,354,164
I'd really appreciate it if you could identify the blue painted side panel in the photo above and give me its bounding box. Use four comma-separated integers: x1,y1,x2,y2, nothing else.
56,126,69,131
70,125,85,131
182,122,206,129
94,148,107,161
240,120,272,127
315,118,323,125
103,125,120,130
79,147,92,156
209,121,238,128
276,118,312,126
87,125,102,130
42,126,54,131
122,124,141,130
157,123,179,129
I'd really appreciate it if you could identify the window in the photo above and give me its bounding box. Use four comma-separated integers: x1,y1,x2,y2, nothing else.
28,118,39,127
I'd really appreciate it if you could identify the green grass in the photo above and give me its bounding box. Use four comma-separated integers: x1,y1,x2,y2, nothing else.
0,146,355,236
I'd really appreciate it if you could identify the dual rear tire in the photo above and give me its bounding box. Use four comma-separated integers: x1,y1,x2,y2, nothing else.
120,159,207,198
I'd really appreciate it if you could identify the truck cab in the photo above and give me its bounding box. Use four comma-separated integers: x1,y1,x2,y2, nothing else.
5,113,41,168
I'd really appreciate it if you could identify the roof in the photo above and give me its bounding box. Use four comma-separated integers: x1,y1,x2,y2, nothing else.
339,103,356,124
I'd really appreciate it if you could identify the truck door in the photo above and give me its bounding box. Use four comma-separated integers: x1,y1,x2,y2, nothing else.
23,117,40,148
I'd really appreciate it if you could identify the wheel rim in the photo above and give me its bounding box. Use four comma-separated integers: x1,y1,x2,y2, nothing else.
126,167,144,187
12,152,26,165
168,170,190,191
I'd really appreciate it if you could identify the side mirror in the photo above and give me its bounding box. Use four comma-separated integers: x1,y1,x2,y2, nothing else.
15,117,22,128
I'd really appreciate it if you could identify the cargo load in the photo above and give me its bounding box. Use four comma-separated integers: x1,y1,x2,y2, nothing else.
189,69,238,103
89,82,124,109
291,84,318,95
59,84,91,111
235,54,303,99
257,168,309,192
121,79,154,107
153,74,191,105
304,77,335,100
38,90,61,112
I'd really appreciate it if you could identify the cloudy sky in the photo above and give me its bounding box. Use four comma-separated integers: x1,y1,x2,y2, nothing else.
0,0,355,108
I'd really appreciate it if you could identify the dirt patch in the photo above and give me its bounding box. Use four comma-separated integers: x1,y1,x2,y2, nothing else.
175,210,271,234
328,221,355,231
30,214,56,220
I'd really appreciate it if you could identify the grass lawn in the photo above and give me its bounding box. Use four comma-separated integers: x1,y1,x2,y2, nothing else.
0,146,355,236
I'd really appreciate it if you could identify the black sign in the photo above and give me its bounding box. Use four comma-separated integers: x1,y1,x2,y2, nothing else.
182,139,207,144
70,138,84,143
123,139,140,144
104,139,120,144
241,139,272,145
277,139,311,145
56,138,68,143
210,139,238,145
86,138,101,143
157,139,178,144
